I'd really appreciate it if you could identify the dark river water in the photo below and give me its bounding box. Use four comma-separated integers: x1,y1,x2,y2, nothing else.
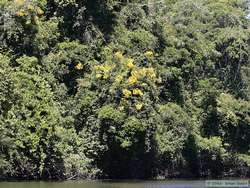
0,180,210,188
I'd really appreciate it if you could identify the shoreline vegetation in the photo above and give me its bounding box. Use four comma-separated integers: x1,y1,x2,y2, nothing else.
0,0,250,181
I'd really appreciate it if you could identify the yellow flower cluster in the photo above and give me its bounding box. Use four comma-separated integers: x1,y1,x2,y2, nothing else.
96,73,102,79
16,10,26,17
94,64,115,79
145,68,156,79
144,50,154,58
131,68,156,80
15,0,25,6
114,51,123,61
28,4,34,11
15,2,44,18
135,103,143,111
126,58,134,69
126,67,156,86
128,75,138,86
36,7,44,16
75,63,84,70
118,106,124,111
122,89,132,98
133,89,143,96
115,75,123,83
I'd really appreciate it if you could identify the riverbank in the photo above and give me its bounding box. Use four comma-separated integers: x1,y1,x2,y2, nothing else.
0,179,250,188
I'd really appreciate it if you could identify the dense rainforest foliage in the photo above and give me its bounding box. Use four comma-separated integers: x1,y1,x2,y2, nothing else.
0,0,250,180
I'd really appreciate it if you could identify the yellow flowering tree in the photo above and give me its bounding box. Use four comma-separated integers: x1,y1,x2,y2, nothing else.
75,49,161,172
87,50,159,115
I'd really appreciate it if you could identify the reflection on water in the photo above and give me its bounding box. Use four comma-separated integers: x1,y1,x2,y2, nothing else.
0,180,207,188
